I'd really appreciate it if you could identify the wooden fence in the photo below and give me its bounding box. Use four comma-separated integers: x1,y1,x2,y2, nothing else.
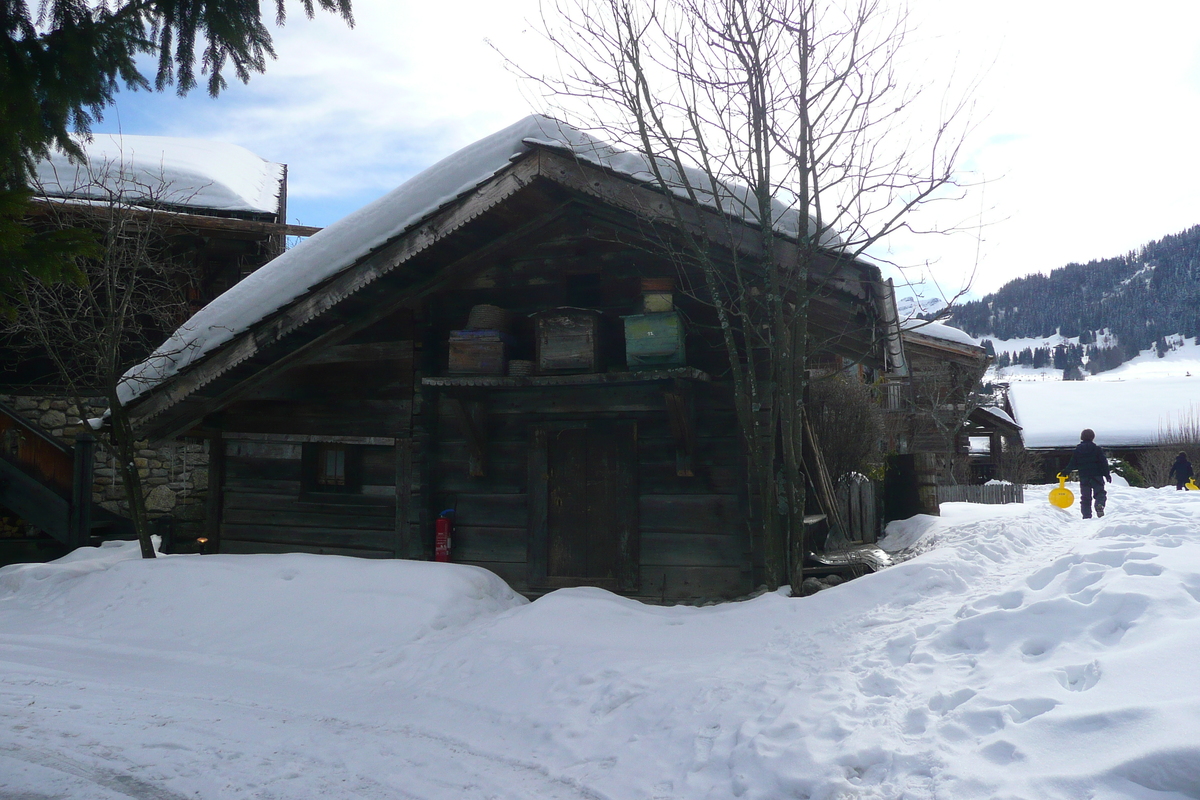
835,475,879,543
936,483,1024,505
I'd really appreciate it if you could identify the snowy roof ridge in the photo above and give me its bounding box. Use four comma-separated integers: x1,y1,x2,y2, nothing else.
976,405,1017,427
900,318,982,349
118,115,841,408
33,134,284,216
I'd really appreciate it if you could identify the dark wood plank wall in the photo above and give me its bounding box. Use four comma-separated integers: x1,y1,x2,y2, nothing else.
206,199,886,601
428,384,751,601
903,339,989,453
215,310,418,557
219,438,400,557
408,227,755,601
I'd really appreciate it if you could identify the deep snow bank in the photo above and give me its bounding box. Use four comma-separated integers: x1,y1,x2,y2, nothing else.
1,487,1198,800
1,546,525,670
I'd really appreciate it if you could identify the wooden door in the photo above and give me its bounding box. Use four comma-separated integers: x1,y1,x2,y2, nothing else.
529,421,638,591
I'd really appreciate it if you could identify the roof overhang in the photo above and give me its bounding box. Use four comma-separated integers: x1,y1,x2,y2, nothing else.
124,147,884,440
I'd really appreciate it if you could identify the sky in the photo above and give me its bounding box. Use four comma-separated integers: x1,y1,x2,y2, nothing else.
89,0,1200,301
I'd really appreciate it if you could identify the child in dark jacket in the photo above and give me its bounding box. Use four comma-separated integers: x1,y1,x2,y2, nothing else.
1064,428,1111,518
1168,452,1194,490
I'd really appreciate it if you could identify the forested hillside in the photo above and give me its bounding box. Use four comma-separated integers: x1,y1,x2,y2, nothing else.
947,225,1200,372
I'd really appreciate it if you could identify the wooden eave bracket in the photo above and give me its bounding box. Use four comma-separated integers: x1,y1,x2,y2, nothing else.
663,379,696,477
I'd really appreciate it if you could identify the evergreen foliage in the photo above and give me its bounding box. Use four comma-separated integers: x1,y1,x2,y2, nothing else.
1,0,352,310
949,225,1200,371
1,0,354,188
0,188,95,307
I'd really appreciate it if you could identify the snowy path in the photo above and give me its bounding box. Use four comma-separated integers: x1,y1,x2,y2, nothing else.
2,486,1198,799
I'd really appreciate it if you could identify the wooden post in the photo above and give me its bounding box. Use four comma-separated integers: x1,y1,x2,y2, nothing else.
663,380,696,477
448,396,487,477
394,437,414,558
913,451,940,516
527,426,548,586
205,436,224,552
68,433,94,549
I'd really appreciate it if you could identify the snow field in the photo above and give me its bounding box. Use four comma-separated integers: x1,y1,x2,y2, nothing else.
988,334,1200,382
1,487,1199,799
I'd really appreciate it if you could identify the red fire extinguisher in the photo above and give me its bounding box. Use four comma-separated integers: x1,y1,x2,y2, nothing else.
435,509,455,562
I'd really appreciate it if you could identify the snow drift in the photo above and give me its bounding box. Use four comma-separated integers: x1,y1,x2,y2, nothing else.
2,487,1198,799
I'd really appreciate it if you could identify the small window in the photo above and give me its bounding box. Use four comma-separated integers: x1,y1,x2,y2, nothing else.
316,443,347,487
303,442,362,494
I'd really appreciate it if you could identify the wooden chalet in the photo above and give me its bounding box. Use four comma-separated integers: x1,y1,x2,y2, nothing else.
960,405,1023,483
121,116,898,602
0,135,319,563
878,320,991,517
2,134,320,389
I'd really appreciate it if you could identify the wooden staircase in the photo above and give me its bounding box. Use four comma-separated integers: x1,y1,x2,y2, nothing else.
0,401,134,549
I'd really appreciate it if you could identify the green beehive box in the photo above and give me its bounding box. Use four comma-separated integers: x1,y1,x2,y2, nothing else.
624,311,685,370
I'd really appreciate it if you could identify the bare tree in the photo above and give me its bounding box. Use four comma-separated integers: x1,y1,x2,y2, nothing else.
517,0,974,587
6,160,198,558
807,373,884,481
992,440,1042,486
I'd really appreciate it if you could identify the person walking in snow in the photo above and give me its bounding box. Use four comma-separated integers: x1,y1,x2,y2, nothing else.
1064,428,1112,518
1168,451,1194,491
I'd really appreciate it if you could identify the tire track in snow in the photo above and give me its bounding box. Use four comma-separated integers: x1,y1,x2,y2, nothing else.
0,674,608,800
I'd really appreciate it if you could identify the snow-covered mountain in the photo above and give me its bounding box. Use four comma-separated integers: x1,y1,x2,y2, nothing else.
944,225,1200,378
895,294,948,320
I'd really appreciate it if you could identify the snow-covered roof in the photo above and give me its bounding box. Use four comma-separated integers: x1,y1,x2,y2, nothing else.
975,405,1017,427
33,134,284,215
118,115,841,407
901,319,981,348
1008,377,1200,448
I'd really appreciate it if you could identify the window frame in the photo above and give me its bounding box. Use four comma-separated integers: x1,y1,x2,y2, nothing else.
301,442,363,495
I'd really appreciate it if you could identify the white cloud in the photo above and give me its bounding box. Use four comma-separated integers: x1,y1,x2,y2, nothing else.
97,0,1200,299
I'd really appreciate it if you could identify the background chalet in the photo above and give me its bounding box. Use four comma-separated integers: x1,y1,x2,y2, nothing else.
0,135,316,562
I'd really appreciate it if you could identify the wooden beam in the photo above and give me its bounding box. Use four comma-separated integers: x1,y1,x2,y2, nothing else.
68,433,94,548
394,437,414,558
802,415,849,548
206,436,224,552
301,341,414,365
663,379,696,477
447,397,487,477
222,432,396,445
29,197,322,238
527,426,549,586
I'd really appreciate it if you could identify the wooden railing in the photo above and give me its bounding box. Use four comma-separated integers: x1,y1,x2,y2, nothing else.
0,401,95,546
936,483,1024,505
0,403,73,492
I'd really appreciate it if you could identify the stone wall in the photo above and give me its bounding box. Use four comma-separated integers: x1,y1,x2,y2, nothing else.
2,394,209,541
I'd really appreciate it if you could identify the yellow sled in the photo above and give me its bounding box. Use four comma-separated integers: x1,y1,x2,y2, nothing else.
1187,477,1199,491
1049,474,1075,508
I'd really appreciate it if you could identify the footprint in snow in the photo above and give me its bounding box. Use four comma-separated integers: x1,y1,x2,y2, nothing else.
1055,661,1101,692
979,739,1024,764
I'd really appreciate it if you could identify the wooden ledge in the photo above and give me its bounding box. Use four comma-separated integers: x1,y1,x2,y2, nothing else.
421,367,710,389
